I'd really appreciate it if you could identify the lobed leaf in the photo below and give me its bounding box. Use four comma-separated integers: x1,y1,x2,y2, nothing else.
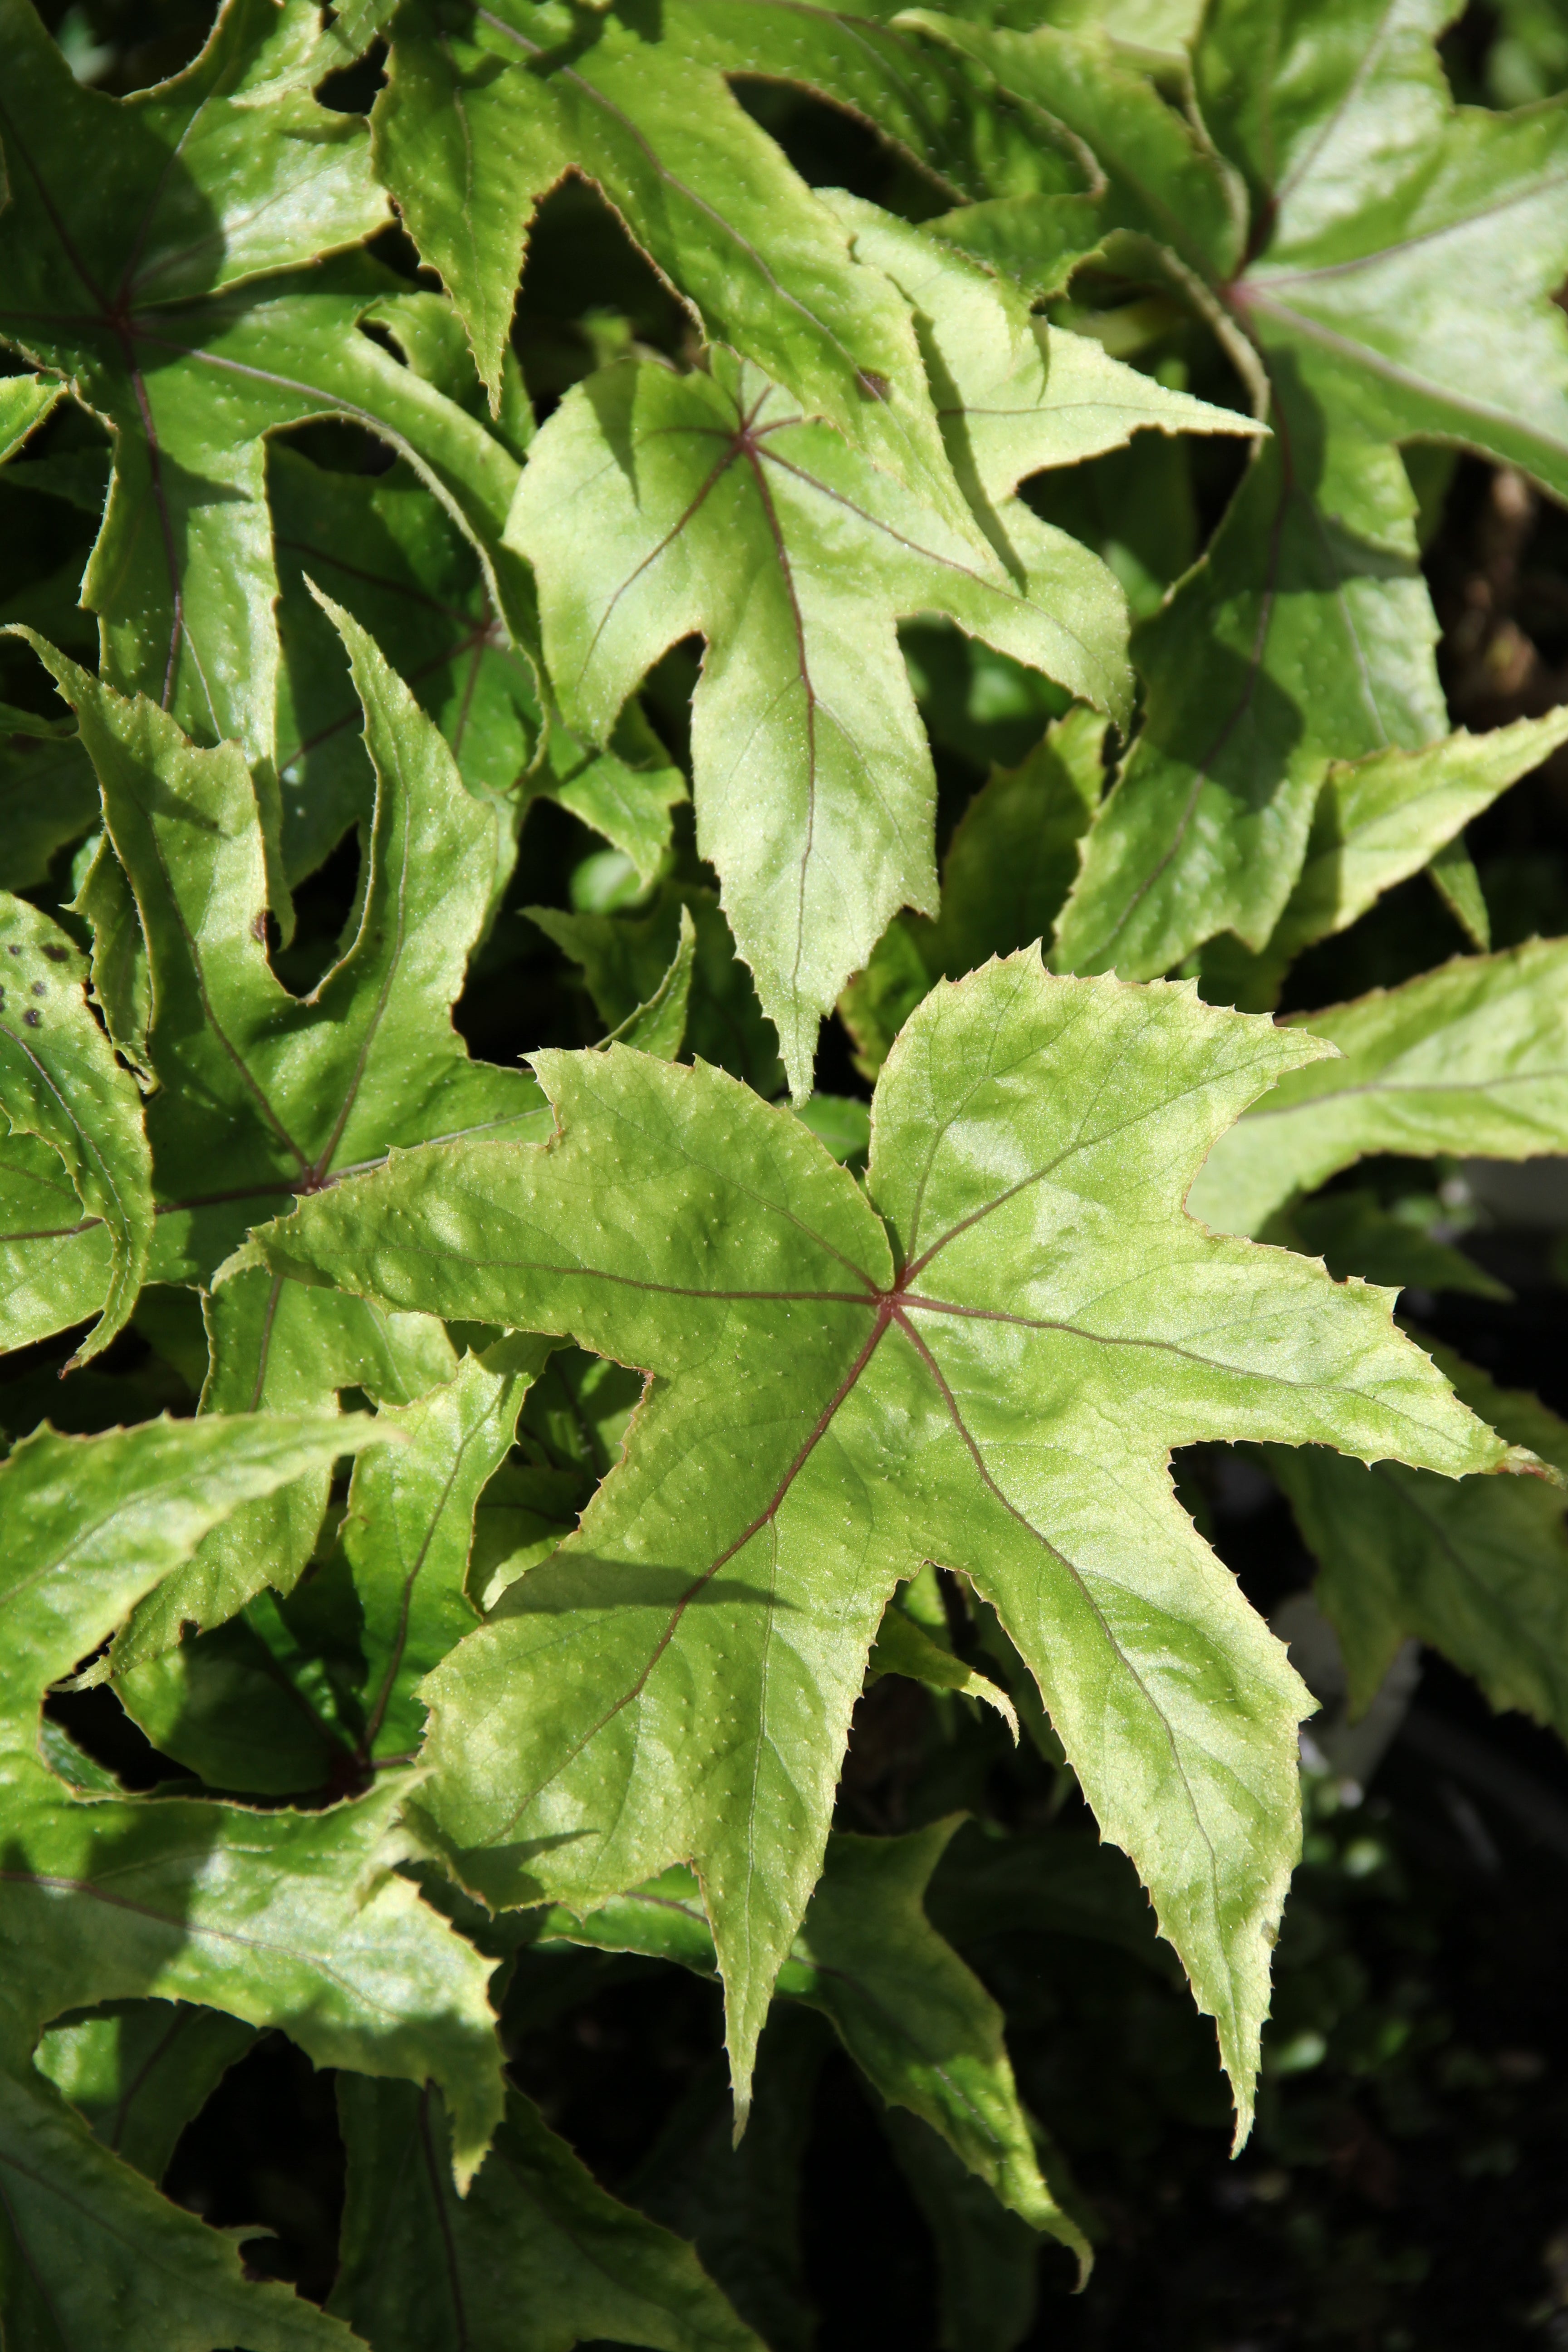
259,958,1506,2136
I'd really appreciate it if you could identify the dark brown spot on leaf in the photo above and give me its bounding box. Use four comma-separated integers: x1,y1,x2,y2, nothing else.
30,982,45,997
42,943,69,963
24,1009,41,1027
857,370,891,402
251,912,268,943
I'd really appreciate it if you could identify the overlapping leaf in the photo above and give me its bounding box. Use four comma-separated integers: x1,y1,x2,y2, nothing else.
534,1818,1085,2267
261,957,1507,2135
510,257,1240,1088
1270,1350,1568,1743
0,0,531,836
0,890,152,1364
896,0,1568,976
330,2074,764,2352
0,1413,506,2345
10,607,548,1653
1190,938,1568,1238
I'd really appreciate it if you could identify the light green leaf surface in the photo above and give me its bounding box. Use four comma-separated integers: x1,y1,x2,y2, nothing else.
869,1595,1019,1735
1191,939,1568,1237
0,1415,505,2189
0,376,60,465
843,705,1106,1075
260,959,1505,2136
340,1333,554,1764
606,905,698,1061
911,0,1568,977
1270,1350,1568,1740
271,444,683,890
536,1821,1078,2261
330,2074,764,2352
1210,710,1568,1008
0,892,152,1364
510,348,1131,1093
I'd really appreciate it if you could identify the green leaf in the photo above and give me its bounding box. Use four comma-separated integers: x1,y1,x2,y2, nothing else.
869,1597,1019,1735
0,720,100,895
882,2109,1044,2352
534,1820,1080,2264
1282,1189,1508,1304
530,883,783,1096
113,1612,348,1795
36,1999,257,2180
842,705,1106,1076
604,904,697,1060
1205,711,1568,1009
510,347,1132,1093
8,614,544,1316
372,0,966,500
1200,0,1568,501
340,1333,555,1764
329,2074,764,2352
914,0,1568,977
1427,831,1491,953
1269,1349,1568,1742
0,0,388,782
0,2049,355,2352
271,443,683,889
1189,938,1568,1238
0,375,60,465
0,891,152,1365
110,1251,459,1671
0,1416,511,2192
823,190,1254,514
258,956,1505,2136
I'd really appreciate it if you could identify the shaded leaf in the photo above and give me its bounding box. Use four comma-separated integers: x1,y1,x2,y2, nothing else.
1269,1350,1568,1742
329,2073,764,2352
35,1999,257,2181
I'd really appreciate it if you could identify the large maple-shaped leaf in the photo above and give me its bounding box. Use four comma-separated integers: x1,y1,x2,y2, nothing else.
0,0,529,840
260,956,1507,2134
510,318,1200,1091
0,1413,507,2346
899,0,1568,977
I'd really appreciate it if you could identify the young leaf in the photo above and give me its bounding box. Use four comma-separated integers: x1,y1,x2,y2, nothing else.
0,892,152,1365
371,0,965,501
1269,1351,1568,1743
0,1414,505,2190
1205,710,1568,1010
510,348,1131,1092
842,705,1106,1076
329,2074,764,2352
339,1333,555,1765
258,956,1507,2136
534,1820,1080,2264
603,905,698,1062
869,1598,1019,1735
0,2049,356,2352
1190,939,1568,1238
